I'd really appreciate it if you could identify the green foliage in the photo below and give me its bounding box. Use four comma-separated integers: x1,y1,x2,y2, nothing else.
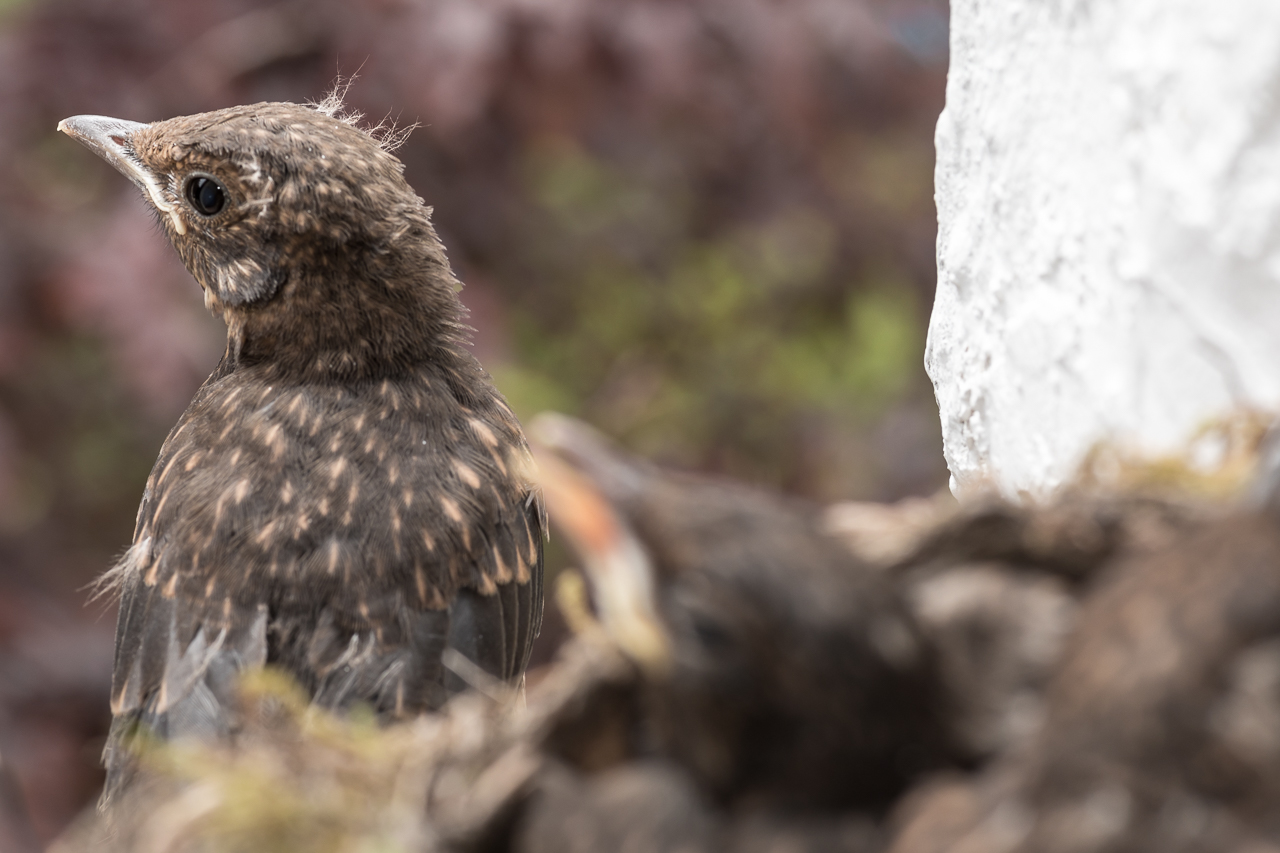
497,141,925,490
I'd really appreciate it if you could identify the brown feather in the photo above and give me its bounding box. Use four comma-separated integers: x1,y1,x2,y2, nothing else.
62,101,544,807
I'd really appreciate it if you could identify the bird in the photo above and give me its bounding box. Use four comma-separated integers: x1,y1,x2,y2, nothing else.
58,99,544,804
530,414,957,813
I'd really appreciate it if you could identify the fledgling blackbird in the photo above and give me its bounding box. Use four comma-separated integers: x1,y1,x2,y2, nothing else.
59,101,544,803
531,415,957,813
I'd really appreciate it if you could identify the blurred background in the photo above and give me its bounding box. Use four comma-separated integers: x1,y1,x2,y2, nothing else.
0,0,948,843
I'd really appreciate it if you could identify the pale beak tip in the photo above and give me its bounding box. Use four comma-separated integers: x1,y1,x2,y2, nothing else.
57,115,162,206
57,114,151,148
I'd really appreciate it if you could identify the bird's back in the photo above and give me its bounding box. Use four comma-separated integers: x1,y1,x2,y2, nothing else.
103,354,543,800
57,100,545,808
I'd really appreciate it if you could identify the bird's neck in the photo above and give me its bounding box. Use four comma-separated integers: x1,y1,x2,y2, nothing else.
220,241,474,385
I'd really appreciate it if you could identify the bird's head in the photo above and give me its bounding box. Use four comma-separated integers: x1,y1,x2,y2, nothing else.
59,102,463,379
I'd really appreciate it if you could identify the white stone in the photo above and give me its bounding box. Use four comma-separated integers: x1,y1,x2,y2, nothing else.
927,0,1280,499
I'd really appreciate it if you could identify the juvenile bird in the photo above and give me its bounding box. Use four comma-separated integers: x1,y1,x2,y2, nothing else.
59,100,544,803
532,415,956,813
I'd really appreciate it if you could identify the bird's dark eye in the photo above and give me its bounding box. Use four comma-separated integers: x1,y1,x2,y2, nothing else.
184,175,226,217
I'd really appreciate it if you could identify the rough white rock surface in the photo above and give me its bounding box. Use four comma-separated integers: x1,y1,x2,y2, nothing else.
927,0,1280,499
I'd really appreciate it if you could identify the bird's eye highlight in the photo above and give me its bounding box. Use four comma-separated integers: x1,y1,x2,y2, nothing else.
184,174,226,217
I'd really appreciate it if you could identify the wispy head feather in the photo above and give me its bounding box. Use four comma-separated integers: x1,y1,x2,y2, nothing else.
309,77,418,152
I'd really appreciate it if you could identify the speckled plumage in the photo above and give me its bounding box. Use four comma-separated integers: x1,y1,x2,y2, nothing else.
60,101,544,804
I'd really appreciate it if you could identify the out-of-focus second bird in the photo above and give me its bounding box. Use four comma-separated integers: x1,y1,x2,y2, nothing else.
532,414,956,812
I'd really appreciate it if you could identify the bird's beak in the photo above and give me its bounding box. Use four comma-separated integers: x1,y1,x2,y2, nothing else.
57,115,153,193
57,115,185,233
530,413,671,674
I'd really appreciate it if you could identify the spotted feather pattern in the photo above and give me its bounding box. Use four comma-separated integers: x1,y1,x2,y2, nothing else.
81,102,545,805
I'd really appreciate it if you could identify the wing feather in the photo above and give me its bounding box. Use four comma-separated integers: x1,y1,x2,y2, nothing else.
101,374,546,805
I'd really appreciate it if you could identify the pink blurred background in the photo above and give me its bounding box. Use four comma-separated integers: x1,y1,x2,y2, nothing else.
0,0,948,845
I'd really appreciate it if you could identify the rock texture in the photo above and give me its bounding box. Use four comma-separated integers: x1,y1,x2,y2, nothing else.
928,0,1280,498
